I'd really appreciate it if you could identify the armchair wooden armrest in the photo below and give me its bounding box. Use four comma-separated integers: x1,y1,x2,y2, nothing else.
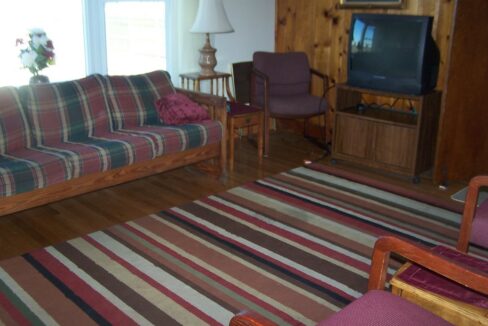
369,236,488,294
229,311,277,326
457,175,488,252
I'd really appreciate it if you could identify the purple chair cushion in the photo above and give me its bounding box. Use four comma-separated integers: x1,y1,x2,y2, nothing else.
253,52,311,97
398,245,488,308
268,95,327,118
472,199,488,248
318,290,451,326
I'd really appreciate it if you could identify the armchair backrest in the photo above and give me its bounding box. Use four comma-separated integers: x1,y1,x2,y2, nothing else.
253,52,311,98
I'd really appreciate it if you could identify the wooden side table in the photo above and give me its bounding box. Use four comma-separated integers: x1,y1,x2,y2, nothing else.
180,72,235,101
391,263,488,325
228,102,264,171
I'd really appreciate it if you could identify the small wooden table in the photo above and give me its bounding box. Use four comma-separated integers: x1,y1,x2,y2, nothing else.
228,102,264,171
391,263,488,325
180,72,235,101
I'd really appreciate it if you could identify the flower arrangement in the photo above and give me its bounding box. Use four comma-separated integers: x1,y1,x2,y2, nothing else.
16,28,55,76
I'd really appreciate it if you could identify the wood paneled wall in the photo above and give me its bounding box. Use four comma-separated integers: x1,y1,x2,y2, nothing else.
275,0,455,140
276,0,455,92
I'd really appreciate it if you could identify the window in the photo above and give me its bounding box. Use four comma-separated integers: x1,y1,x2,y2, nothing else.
105,1,167,75
0,0,86,86
0,0,168,86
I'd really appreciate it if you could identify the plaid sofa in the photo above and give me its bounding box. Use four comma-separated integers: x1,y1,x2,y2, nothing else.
0,71,224,198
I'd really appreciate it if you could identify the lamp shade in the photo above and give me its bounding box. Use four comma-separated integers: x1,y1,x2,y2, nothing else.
190,0,234,34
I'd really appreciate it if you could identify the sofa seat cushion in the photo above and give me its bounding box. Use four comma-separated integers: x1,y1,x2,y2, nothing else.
0,148,71,197
104,70,175,129
19,74,113,146
116,120,223,157
0,87,32,154
38,133,156,177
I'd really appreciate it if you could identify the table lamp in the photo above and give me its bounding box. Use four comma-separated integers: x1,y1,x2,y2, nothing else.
190,0,234,76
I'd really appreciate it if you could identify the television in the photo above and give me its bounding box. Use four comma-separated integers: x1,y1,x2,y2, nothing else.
347,14,439,95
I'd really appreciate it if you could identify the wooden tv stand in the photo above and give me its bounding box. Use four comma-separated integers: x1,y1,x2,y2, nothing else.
332,84,442,182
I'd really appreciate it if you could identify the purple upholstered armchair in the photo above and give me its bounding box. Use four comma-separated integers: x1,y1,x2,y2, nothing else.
457,175,488,252
251,52,331,156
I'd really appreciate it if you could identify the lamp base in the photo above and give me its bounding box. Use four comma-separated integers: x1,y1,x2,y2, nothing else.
198,33,217,76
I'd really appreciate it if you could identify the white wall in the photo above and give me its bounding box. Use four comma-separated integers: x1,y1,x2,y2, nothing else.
214,0,275,74
169,0,275,90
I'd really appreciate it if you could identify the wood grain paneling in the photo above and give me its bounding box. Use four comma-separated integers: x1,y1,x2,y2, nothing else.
433,0,488,183
275,0,454,107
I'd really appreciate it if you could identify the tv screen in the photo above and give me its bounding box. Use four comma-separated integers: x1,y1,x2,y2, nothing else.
347,14,439,95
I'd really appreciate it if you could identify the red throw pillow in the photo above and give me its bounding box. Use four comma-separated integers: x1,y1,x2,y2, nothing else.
155,93,210,125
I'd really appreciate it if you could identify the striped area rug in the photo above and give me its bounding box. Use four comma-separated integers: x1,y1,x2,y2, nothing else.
0,163,485,325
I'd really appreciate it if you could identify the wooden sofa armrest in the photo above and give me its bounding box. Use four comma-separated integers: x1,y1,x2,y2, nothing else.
457,175,488,252
175,87,227,126
369,236,488,294
175,87,227,176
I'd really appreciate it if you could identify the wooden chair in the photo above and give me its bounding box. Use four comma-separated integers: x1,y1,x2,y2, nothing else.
251,51,332,156
227,62,264,171
457,175,488,252
230,236,488,326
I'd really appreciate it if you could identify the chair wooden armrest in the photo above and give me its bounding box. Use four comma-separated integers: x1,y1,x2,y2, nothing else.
457,175,488,252
369,236,488,294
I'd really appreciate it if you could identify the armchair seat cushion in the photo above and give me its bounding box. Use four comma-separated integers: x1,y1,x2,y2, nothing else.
319,290,451,326
268,95,327,118
0,149,71,197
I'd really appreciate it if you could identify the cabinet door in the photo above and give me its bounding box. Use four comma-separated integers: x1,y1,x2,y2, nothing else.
334,114,370,159
373,123,416,170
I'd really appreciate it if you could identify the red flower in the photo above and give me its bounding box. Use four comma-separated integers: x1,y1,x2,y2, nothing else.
46,40,54,49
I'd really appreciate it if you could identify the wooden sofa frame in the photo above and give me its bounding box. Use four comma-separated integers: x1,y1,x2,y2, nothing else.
0,88,227,216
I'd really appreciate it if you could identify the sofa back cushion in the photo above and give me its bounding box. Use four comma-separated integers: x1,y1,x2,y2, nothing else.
0,87,32,154
104,70,175,129
19,74,112,145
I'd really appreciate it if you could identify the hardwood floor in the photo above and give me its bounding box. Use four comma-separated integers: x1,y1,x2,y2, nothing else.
0,131,466,260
